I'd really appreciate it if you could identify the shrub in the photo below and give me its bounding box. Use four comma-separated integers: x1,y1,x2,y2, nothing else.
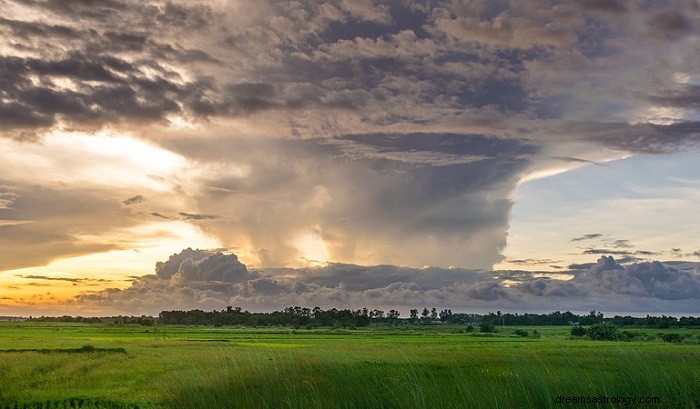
659,333,683,343
618,330,640,341
78,344,96,352
465,324,474,332
570,325,587,337
586,323,619,341
479,321,496,333
513,329,529,337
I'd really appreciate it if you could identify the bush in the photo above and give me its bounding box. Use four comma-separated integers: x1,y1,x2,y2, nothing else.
78,344,96,352
465,324,474,332
659,333,683,343
513,329,529,337
618,330,640,341
479,321,496,333
570,325,587,337
586,323,619,341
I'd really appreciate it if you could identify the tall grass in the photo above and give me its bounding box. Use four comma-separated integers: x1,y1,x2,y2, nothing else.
1,324,698,409
164,345,700,409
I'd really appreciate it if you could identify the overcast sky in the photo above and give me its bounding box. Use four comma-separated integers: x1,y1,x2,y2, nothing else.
1,0,699,316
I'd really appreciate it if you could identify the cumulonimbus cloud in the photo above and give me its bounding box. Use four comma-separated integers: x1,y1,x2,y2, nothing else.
1,0,698,271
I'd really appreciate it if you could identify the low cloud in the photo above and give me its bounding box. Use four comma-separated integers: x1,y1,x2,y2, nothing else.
577,256,700,300
72,249,700,316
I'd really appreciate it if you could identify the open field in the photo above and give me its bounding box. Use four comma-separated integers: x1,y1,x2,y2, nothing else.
0,322,698,408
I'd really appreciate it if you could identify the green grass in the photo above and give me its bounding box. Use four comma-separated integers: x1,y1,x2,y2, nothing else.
0,323,697,408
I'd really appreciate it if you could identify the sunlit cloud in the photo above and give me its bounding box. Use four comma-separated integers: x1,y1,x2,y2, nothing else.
0,130,188,191
1,0,699,315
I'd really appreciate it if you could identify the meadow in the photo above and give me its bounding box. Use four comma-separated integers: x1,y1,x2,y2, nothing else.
0,322,698,409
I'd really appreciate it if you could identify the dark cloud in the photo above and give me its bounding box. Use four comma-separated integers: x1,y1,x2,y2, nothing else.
150,212,175,220
0,0,225,136
581,248,660,257
149,212,219,222
574,0,628,14
122,195,146,205
1,0,697,151
19,275,112,284
558,121,700,154
25,0,129,17
0,53,208,133
338,133,537,158
582,249,634,256
650,85,700,111
508,258,562,266
552,156,604,166
178,213,219,221
609,239,633,249
0,17,82,39
570,233,603,242
649,10,692,37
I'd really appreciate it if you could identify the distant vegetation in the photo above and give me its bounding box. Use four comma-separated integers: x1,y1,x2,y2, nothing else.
27,308,700,329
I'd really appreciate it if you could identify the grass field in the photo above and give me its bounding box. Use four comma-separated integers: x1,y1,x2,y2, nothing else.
0,322,698,408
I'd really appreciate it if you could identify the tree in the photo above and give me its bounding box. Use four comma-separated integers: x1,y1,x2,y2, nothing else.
430,308,438,321
570,326,586,337
439,309,453,321
586,323,619,340
410,309,418,320
421,308,430,320
479,321,496,333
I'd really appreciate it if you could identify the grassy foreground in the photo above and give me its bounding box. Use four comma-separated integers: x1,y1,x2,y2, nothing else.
0,323,698,408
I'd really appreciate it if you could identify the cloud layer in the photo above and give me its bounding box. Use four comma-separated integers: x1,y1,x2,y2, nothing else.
73,249,700,316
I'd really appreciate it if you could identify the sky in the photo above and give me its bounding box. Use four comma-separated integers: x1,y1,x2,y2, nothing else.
0,0,699,316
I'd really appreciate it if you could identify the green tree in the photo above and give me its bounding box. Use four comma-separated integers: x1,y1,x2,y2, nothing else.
587,323,619,340
479,321,496,333
570,326,586,337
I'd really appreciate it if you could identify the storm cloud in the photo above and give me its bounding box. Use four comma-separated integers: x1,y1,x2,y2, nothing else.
1,0,699,280
3,0,698,144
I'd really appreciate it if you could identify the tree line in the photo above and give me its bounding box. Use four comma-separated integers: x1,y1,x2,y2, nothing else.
27,308,700,329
